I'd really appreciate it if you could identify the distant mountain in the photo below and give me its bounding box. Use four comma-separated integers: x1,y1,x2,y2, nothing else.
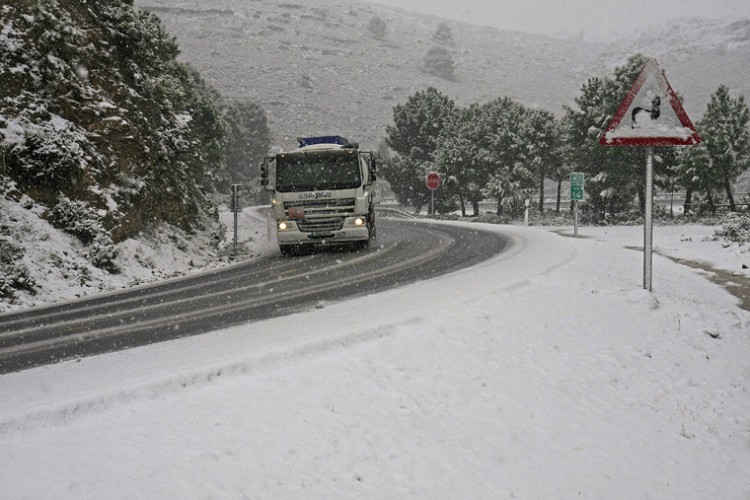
135,0,750,150
596,18,750,120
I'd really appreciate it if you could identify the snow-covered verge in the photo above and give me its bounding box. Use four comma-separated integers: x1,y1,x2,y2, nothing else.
0,214,748,499
0,196,272,314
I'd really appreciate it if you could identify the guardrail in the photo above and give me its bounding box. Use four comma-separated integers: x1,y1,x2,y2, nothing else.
375,206,419,219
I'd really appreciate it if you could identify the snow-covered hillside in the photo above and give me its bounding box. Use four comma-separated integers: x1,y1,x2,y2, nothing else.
135,0,750,146
135,0,600,147
0,0,235,307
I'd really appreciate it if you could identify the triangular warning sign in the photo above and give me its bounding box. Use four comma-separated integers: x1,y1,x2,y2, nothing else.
599,58,700,146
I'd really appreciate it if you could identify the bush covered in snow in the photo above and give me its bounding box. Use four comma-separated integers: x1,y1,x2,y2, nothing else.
0,237,36,300
0,0,229,242
0,238,36,300
47,196,119,273
713,214,750,245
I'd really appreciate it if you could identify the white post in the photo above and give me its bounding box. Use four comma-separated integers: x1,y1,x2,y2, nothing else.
430,189,434,216
644,147,654,291
524,199,529,226
573,200,579,238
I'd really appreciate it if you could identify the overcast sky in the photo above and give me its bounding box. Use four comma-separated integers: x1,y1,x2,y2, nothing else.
365,0,750,42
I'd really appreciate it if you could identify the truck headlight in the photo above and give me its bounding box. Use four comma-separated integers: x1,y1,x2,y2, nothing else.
278,222,288,230
354,218,364,226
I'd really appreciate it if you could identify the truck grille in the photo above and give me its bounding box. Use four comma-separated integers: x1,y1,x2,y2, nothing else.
283,198,356,217
296,217,344,233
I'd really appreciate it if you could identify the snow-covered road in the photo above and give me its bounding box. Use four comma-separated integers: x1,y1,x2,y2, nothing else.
1,219,749,499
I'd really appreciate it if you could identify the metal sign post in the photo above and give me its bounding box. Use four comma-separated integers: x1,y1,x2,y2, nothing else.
425,172,441,215
644,147,654,291
231,184,240,258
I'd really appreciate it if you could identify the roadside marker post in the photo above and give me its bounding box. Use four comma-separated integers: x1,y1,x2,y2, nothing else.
231,184,241,258
570,172,585,238
599,58,700,291
524,198,529,226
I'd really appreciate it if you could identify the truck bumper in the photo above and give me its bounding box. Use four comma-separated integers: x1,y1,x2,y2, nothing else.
276,218,370,245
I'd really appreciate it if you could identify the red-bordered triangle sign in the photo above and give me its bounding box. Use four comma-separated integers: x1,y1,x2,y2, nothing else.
599,58,700,146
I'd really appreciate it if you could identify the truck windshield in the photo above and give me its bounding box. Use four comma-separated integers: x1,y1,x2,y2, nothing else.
276,151,361,192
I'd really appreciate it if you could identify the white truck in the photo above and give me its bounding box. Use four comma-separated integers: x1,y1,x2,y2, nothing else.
260,136,377,256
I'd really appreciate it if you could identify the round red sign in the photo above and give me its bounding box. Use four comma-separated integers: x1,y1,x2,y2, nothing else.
425,172,441,190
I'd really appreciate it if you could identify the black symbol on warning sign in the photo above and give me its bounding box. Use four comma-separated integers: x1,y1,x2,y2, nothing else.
631,96,661,128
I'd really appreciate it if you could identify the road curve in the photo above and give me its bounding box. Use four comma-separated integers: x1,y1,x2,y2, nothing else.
0,218,508,374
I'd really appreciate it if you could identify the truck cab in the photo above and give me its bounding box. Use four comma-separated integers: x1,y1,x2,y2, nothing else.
261,136,377,255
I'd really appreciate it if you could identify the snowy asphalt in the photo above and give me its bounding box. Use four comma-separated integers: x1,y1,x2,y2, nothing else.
0,219,507,373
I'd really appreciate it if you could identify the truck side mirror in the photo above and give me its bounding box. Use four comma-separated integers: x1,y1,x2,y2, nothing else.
260,159,273,191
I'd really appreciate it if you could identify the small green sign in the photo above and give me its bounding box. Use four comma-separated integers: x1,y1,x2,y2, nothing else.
570,172,585,201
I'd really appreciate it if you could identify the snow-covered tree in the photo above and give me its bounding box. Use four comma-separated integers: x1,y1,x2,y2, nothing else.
479,98,536,216
433,22,455,46
383,88,456,211
367,16,387,40
385,87,456,162
518,109,560,213
423,46,456,80
674,143,713,213
698,84,750,211
0,237,37,300
434,105,486,216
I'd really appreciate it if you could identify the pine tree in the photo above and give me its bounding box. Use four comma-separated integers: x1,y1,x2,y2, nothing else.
433,22,455,46
519,109,559,213
699,85,750,211
367,16,387,40
674,143,712,213
383,88,456,210
386,88,456,162
434,105,485,216
479,98,535,216
423,46,456,80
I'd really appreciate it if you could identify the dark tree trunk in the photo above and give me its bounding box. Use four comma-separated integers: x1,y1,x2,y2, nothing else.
683,187,693,214
556,179,562,213
724,175,736,211
539,175,545,213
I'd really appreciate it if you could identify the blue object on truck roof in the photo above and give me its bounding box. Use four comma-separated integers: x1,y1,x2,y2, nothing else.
298,136,350,147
